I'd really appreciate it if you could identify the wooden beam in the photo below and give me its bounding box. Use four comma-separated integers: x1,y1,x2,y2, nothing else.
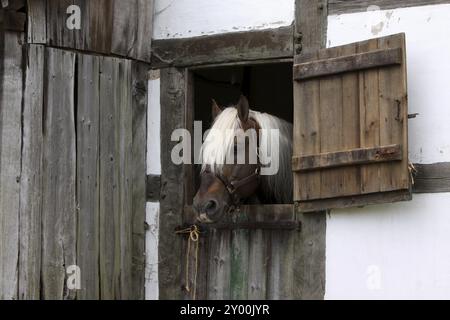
294,47,402,80
2,10,25,32
329,0,450,15
413,162,450,194
292,144,402,172
151,25,294,68
184,204,294,225
293,0,328,301
299,189,412,213
159,68,185,300
146,174,161,201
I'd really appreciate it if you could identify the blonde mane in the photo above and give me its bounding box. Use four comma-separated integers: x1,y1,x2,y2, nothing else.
201,107,293,203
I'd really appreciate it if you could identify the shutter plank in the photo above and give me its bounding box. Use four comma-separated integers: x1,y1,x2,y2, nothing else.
293,52,321,201
339,42,361,197
318,46,344,199
207,229,231,300
378,34,410,192
247,211,268,299
230,210,249,300
358,39,381,194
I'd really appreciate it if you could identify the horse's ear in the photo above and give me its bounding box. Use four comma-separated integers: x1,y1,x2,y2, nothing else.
211,99,222,120
237,95,249,123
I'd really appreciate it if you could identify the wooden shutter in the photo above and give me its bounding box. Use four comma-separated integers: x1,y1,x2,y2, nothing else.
292,33,411,212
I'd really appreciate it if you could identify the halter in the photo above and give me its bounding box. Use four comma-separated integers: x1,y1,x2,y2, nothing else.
215,166,261,206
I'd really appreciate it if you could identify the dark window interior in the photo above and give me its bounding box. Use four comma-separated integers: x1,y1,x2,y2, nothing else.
192,62,293,203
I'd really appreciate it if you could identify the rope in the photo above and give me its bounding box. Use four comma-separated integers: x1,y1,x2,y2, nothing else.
175,225,200,300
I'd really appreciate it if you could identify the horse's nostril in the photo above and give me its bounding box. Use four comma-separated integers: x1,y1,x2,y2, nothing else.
204,200,218,214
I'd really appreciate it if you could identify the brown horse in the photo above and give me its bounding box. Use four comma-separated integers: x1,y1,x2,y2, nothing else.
193,95,293,222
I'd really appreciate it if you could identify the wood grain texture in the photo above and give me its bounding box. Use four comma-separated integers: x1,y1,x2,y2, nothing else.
33,0,153,61
159,68,185,300
0,31,23,300
298,189,412,212
41,48,77,300
98,56,120,300
292,144,402,172
151,26,294,68
76,53,100,300
18,44,44,300
131,61,149,300
293,47,402,80
230,209,249,300
27,0,46,43
293,33,410,207
117,59,133,299
329,0,450,15
292,0,327,301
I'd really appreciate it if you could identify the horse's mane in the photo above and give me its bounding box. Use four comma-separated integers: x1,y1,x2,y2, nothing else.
201,107,293,204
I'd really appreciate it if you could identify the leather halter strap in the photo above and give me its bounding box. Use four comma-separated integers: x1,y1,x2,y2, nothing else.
216,167,260,205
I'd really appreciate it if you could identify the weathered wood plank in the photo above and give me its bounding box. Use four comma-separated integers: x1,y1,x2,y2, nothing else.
151,26,294,68
159,68,185,300
318,45,344,200
207,228,231,300
99,56,120,300
88,0,113,54
358,38,381,194
41,48,77,300
293,0,327,300
293,51,322,202
230,209,249,300
339,42,361,199
18,44,44,300
27,0,46,43
247,211,268,299
76,53,100,300
266,209,295,300
293,210,326,299
117,59,133,299
329,0,450,15
0,31,23,300
131,0,153,62
413,163,450,194
292,144,402,172
295,0,327,52
294,47,402,80
131,61,149,299
299,189,412,212
111,0,137,57
378,34,410,192
46,0,74,48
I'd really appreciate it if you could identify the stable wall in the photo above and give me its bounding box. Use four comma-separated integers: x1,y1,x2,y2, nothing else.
146,1,450,300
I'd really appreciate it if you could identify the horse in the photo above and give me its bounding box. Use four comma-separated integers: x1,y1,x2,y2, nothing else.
193,95,293,223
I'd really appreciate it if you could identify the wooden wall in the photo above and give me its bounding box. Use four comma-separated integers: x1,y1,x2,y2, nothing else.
28,0,153,62
0,30,148,299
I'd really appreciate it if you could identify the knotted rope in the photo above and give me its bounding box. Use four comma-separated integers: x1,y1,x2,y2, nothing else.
175,225,200,300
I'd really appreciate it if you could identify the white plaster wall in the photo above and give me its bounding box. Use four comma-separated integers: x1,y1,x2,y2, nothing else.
153,0,295,39
326,4,450,299
326,194,450,300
